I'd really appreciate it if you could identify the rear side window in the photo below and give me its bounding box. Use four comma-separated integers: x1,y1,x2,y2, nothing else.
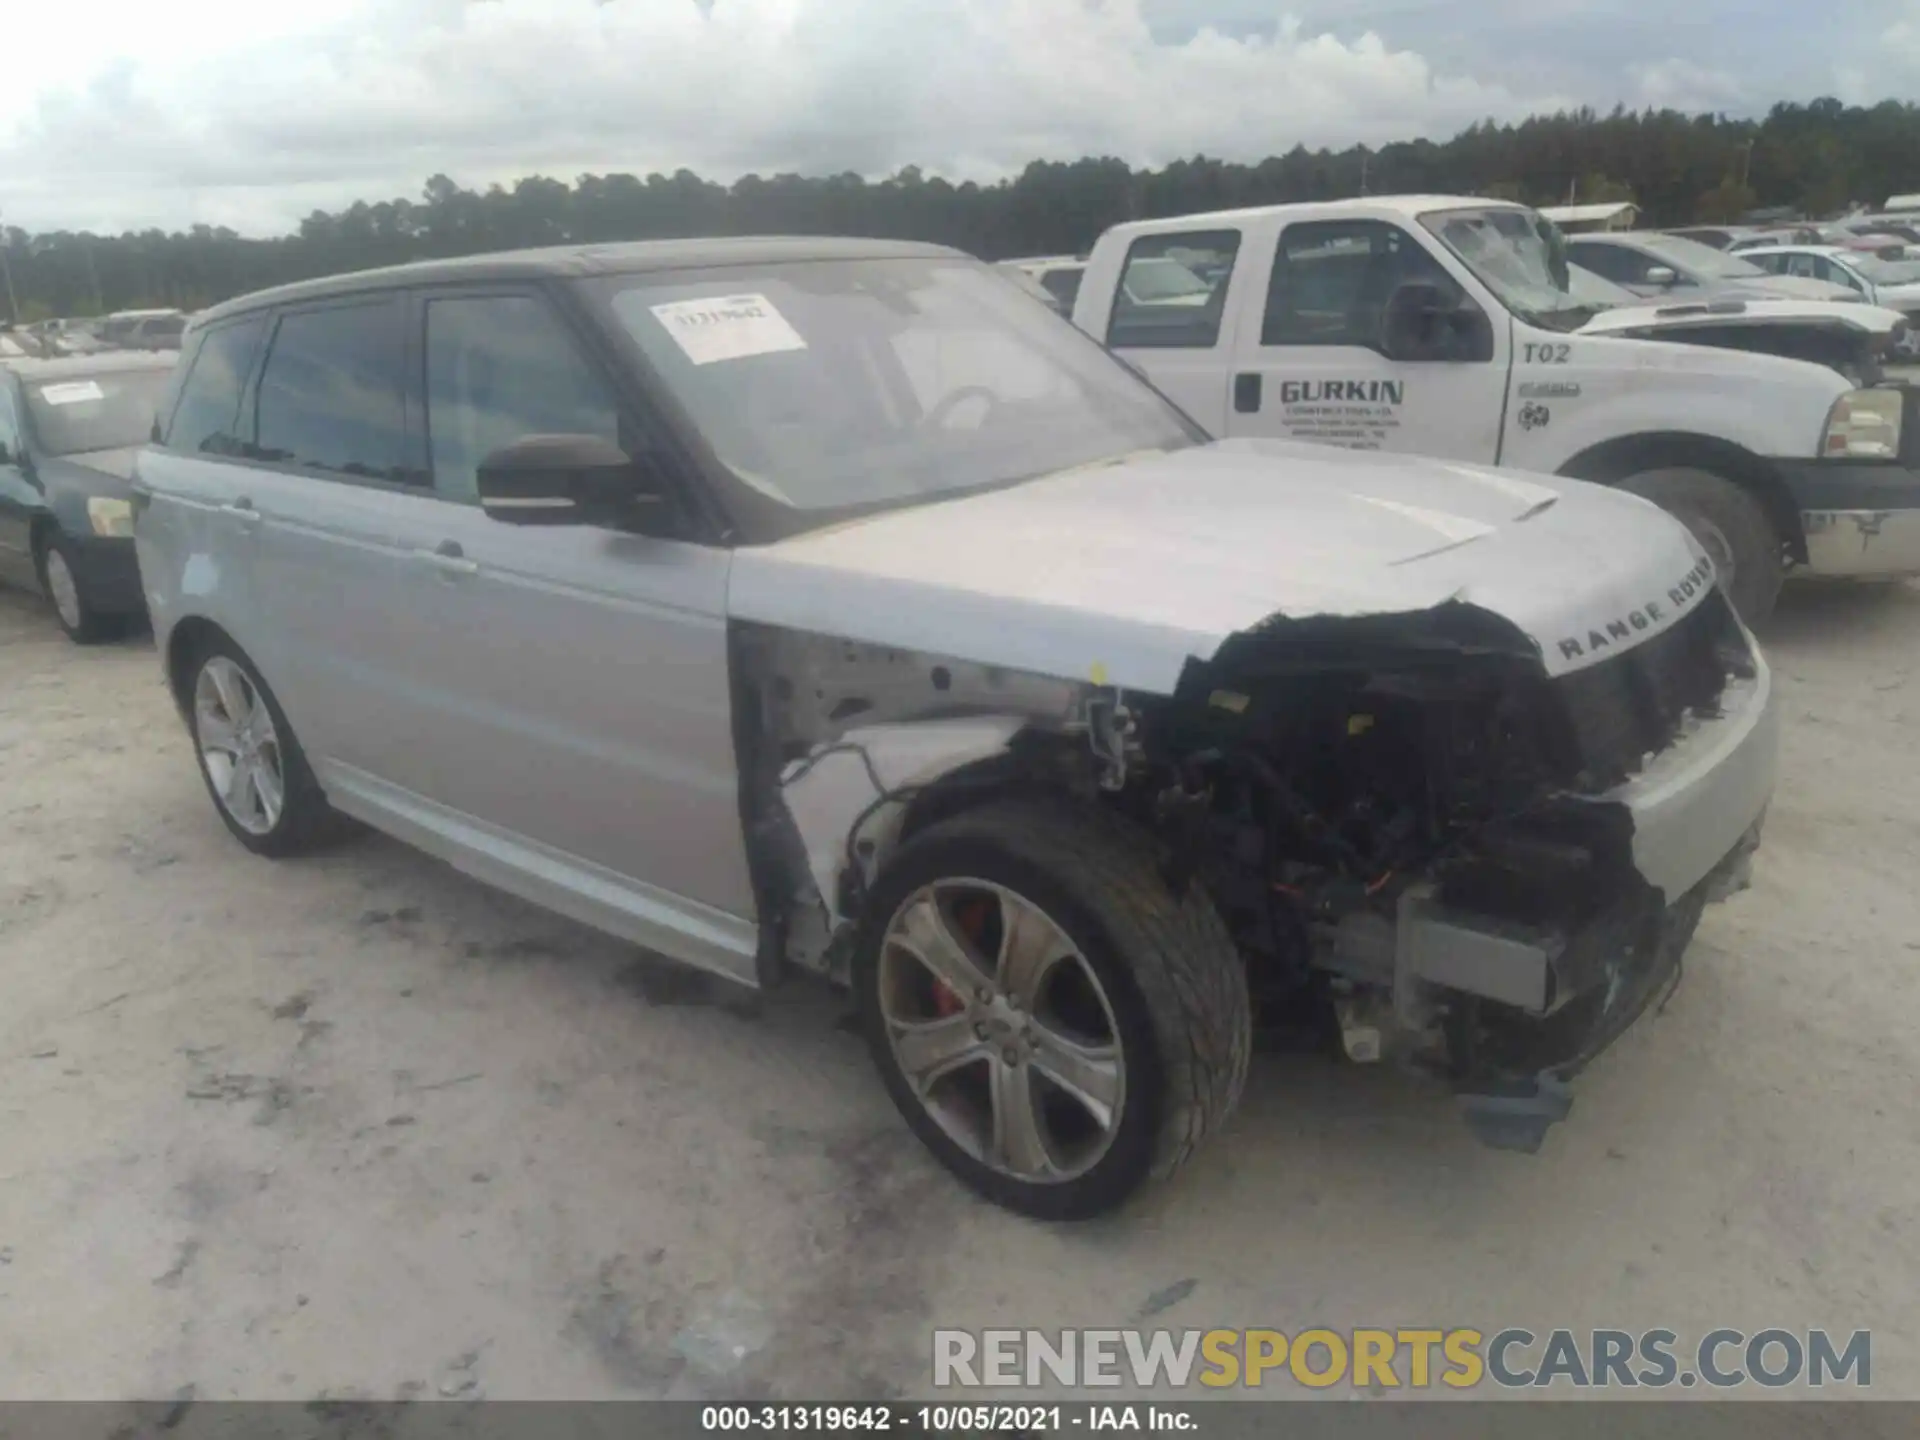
1262,220,1461,348
1106,230,1240,349
254,301,409,482
1039,268,1083,309
423,294,621,503
163,314,266,454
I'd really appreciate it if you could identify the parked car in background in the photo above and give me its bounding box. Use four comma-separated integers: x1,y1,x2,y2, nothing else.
1847,217,1920,246
1666,226,1750,250
1072,196,1920,621
1884,194,1920,216
0,351,175,641
998,256,1087,313
1737,245,1920,357
134,238,1776,1217
1569,263,1911,378
1568,232,1859,302
99,308,188,351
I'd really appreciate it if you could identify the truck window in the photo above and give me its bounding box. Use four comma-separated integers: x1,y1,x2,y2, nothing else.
1262,220,1460,349
1106,231,1240,349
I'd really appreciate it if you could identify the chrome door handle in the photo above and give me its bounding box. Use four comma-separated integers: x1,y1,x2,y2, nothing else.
220,497,260,529
419,540,479,578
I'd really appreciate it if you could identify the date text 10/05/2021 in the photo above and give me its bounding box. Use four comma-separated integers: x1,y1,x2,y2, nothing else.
701,1405,1191,1431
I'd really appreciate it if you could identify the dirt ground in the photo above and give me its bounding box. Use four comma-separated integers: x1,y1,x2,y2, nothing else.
2,577,1918,1403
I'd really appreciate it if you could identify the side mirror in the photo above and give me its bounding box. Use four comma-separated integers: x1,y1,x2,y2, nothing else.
1645,265,1679,288
1381,281,1494,363
475,433,667,529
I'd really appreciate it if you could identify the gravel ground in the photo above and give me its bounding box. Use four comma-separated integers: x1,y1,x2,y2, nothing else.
2,578,1918,1403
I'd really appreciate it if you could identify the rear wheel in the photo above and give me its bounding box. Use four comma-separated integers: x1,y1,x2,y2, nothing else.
856,801,1251,1220
186,638,337,857
1618,468,1783,625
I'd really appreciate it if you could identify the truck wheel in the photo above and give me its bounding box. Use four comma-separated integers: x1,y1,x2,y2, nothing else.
855,800,1251,1220
1618,468,1783,625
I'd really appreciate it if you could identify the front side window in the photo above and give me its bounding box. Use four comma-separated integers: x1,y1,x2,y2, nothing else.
424,294,621,503
1567,242,1643,285
1264,220,1462,348
164,314,266,454
254,301,409,482
587,256,1197,536
23,370,174,457
1106,230,1241,349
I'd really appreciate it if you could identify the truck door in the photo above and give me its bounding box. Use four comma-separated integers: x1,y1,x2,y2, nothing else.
1101,228,1245,434
1227,218,1509,463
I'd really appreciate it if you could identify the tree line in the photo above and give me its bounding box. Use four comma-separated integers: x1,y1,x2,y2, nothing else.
4,97,1918,321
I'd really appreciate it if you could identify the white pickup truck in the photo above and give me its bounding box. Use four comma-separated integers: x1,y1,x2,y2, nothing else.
1071,196,1920,621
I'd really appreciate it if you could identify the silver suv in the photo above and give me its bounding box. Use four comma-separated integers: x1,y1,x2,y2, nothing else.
134,239,1776,1218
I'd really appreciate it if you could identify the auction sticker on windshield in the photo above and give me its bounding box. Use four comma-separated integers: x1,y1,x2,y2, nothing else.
36,380,106,405
650,293,808,366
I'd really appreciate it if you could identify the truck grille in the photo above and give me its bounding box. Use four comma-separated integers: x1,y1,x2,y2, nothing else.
1552,593,1747,792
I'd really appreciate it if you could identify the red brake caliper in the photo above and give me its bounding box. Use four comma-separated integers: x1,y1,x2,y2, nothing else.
932,897,993,1017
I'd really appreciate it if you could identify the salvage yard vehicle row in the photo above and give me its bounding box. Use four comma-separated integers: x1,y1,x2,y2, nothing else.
1071,196,1920,623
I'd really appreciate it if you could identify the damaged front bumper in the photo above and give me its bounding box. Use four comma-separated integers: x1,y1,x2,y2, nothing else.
1329,646,1778,1152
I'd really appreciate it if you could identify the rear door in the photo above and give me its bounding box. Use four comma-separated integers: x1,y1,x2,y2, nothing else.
232,294,444,780
1226,217,1509,462
1100,227,1246,433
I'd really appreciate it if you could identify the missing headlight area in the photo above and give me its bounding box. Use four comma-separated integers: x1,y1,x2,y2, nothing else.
734,594,1756,1149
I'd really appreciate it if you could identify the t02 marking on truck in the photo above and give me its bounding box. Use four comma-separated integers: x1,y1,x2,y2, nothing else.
1554,556,1716,660
1522,342,1572,364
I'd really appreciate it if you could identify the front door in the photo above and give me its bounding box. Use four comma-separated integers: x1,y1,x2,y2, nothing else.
1226,217,1510,463
396,287,758,967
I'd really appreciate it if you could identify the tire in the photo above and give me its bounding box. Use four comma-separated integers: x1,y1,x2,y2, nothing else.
183,635,337,857
854,800,1251,1220
1617,468,1784,625
35,532,116,645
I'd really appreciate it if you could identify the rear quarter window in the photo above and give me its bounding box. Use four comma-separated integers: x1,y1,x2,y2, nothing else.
162,314,267,454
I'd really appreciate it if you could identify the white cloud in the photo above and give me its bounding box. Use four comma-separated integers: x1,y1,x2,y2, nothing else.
1630,59,1749,113
0,0,1570,235
1835,1,1920,105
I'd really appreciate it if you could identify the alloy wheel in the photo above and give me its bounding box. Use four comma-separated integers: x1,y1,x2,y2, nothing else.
43,548,83,632
877,879,1126,1184
194,656,286,836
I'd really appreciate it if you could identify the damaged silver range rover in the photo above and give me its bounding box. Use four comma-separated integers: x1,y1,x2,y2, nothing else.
134,239,1777,1219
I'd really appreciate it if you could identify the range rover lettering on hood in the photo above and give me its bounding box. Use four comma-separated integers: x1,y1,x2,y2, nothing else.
1555,556,1716,661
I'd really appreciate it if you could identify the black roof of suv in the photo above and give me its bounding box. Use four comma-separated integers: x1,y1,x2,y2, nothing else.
194,237,965,329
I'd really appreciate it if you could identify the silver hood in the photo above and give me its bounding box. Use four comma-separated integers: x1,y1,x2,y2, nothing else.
727,439,1716,696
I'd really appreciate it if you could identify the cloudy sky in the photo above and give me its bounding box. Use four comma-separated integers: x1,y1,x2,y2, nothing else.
3,0,1918,236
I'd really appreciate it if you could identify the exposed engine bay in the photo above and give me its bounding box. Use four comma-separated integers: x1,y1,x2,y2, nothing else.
732,589,1761,1149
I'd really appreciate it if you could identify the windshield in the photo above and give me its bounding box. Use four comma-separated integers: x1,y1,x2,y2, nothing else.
1566,263,1638,307
588,257,1200,536
1418,205,1593,329
1853,254,1920,285
1631,235,1768,279
22,369,172,456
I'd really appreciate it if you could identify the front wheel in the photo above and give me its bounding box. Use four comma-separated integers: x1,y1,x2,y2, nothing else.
855,801,1251,1220
1617,468,1784,625
36,533,115,644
